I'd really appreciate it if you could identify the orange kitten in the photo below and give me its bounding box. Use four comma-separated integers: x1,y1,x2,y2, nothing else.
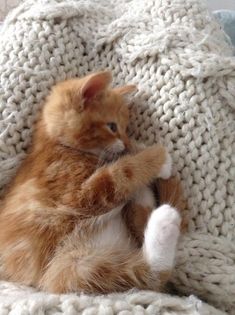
0,71,182,294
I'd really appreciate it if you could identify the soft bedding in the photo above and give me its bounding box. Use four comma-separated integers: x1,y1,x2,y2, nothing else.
0,0,235,313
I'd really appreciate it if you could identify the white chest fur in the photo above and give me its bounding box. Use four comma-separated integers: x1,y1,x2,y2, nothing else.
92,205,131,249
92,186,156,250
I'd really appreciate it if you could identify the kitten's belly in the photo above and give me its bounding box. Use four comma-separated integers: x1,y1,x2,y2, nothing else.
93,205,132,249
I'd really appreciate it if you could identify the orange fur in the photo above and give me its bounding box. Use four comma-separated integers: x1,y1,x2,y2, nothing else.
0,71,185,293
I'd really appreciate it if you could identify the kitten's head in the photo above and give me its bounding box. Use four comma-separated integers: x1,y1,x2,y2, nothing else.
42,71,136,160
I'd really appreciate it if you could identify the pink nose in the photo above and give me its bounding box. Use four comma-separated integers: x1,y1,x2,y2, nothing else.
122,137,131,152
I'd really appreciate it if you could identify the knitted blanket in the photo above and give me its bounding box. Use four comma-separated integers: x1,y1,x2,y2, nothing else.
0,0,234,314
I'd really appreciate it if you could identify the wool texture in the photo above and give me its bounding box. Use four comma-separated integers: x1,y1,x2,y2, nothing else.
0,0,234,314
0,282,226,315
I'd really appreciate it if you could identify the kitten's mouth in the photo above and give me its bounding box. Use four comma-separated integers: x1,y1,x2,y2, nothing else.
98,149,128,166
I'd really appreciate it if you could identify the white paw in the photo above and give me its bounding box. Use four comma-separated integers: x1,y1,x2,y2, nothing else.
154,204,181,229
136,142,147,150
130,141,146,153
159,152,172,179
143,205,181,271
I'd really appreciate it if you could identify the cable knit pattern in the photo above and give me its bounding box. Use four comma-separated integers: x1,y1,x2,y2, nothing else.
0,282,226,315
0,0,234,314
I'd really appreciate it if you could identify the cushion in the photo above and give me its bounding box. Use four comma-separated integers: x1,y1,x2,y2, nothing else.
0,0,234,313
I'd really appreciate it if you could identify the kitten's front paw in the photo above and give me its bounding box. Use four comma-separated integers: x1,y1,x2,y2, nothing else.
159,152,172,179
129,141,146,154
136,142,147,151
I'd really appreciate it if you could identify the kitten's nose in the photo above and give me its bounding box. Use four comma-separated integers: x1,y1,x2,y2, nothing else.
122,138,131,153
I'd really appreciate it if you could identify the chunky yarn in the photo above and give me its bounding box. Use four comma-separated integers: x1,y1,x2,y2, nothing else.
0,0,234,313
0,283,225,315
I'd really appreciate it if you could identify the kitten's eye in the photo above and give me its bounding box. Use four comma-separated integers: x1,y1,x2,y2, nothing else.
107,122,117,133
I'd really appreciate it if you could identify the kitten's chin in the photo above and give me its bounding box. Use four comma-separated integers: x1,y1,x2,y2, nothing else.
98,151,124,166
100,139,128,164
101,150,125,163
99,150,129,165
74,140,128,164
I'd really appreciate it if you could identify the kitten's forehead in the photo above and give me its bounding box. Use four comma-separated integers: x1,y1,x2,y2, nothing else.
102,91,129,120
105,90,129,109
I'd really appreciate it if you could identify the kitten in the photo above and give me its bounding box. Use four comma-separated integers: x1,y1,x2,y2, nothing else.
0,71,183,294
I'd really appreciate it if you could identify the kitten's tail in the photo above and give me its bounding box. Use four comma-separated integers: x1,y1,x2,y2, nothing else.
154,177,188,232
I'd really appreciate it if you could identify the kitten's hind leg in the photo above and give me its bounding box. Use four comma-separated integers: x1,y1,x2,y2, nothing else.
40,242,154,294
143,205,181,273
40,205,181,294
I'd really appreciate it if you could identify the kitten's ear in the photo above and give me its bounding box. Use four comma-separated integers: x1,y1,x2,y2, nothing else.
113,85,137,95
81,71,112,103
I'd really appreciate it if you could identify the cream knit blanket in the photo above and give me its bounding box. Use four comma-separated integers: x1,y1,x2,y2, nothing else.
0,0,235,314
